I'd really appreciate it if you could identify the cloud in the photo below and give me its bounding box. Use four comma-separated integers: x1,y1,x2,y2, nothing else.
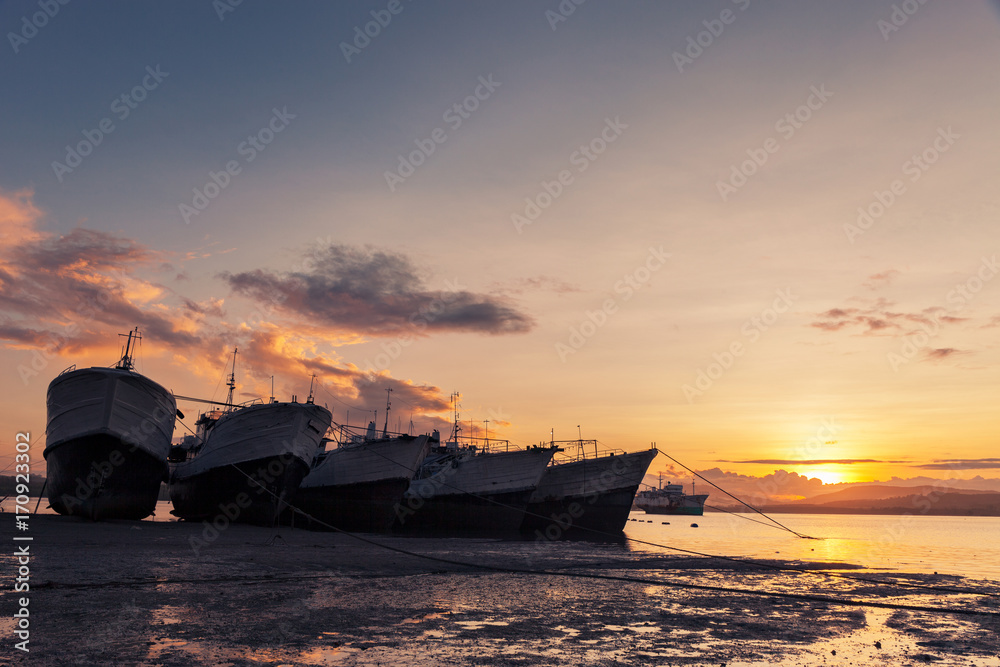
810,298,968,336
862,269,900,291
0,188,45,246
0,194,203,354
221,244,534,337
694,467,827,502
0,191,456,432
718,458,901,465
493,275,583,296
923,347,966,361
911,459,1000,470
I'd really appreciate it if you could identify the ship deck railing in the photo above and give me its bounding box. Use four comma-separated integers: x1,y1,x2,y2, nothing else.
546,439,628,464
320,421,562,456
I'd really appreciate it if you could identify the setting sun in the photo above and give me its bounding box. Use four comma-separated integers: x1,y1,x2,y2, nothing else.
801,469,853,486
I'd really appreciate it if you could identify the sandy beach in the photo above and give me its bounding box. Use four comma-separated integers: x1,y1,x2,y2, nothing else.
3,516,999,666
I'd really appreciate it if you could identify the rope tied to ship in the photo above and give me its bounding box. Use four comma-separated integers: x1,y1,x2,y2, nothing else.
657,451,818,539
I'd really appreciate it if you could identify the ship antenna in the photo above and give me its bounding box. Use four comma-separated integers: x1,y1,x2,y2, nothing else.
225,347,237,409
307,374,316,404
382,387,392,438
116,327,140,371
449,391,462,442
270,376,275,404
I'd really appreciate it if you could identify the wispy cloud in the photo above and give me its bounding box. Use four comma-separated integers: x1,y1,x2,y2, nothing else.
862,269,900,291
924,347,966,361
491,275,582,296
912,458,1000,470
810,298,967,336
718,458,903,465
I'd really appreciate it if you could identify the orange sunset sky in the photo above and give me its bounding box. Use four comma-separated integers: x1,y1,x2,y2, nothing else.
2,1,1000,495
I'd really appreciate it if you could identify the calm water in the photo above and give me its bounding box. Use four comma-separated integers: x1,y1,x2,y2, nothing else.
624,510,1000,582
6,497,998,582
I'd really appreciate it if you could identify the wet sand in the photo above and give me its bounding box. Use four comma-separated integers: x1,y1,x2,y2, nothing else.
3,516,999,666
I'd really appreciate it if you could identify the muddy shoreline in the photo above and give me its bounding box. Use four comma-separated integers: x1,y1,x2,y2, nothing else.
3,516,999,665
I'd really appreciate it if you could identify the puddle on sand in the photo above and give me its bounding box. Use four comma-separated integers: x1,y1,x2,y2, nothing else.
717,607,1000,667
603,623,661,634
145,637,190,664
294,645,362,665
454,619,511,630
150,605,186,625
399,611,450,624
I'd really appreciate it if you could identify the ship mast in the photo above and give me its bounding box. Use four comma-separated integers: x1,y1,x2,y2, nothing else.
449,391,462,443
115,327,140,371
381,387,392,438
224,347,237,409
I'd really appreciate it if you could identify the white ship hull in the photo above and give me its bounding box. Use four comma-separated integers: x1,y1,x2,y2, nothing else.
44,367,176,520
169,401,331,526
293,434,430,532
397,446,557,533
523,448,658,535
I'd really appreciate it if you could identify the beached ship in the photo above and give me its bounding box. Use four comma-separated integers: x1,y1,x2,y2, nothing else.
397,441,558,533
634,475,709,516
521,441,658,536
44,328,178,520
293,422,430,533
395,397,558,533
169,349,332,527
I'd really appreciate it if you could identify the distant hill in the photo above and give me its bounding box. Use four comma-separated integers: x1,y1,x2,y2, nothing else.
712,490,1000,517
791,484,998,504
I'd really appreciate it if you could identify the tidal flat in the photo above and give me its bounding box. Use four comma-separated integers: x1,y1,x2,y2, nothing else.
3,516,999,666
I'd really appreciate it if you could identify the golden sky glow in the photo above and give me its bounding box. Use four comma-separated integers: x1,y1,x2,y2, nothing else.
2,2,1000,496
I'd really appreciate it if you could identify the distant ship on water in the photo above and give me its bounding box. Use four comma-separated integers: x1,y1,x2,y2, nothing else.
634,474,709,516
